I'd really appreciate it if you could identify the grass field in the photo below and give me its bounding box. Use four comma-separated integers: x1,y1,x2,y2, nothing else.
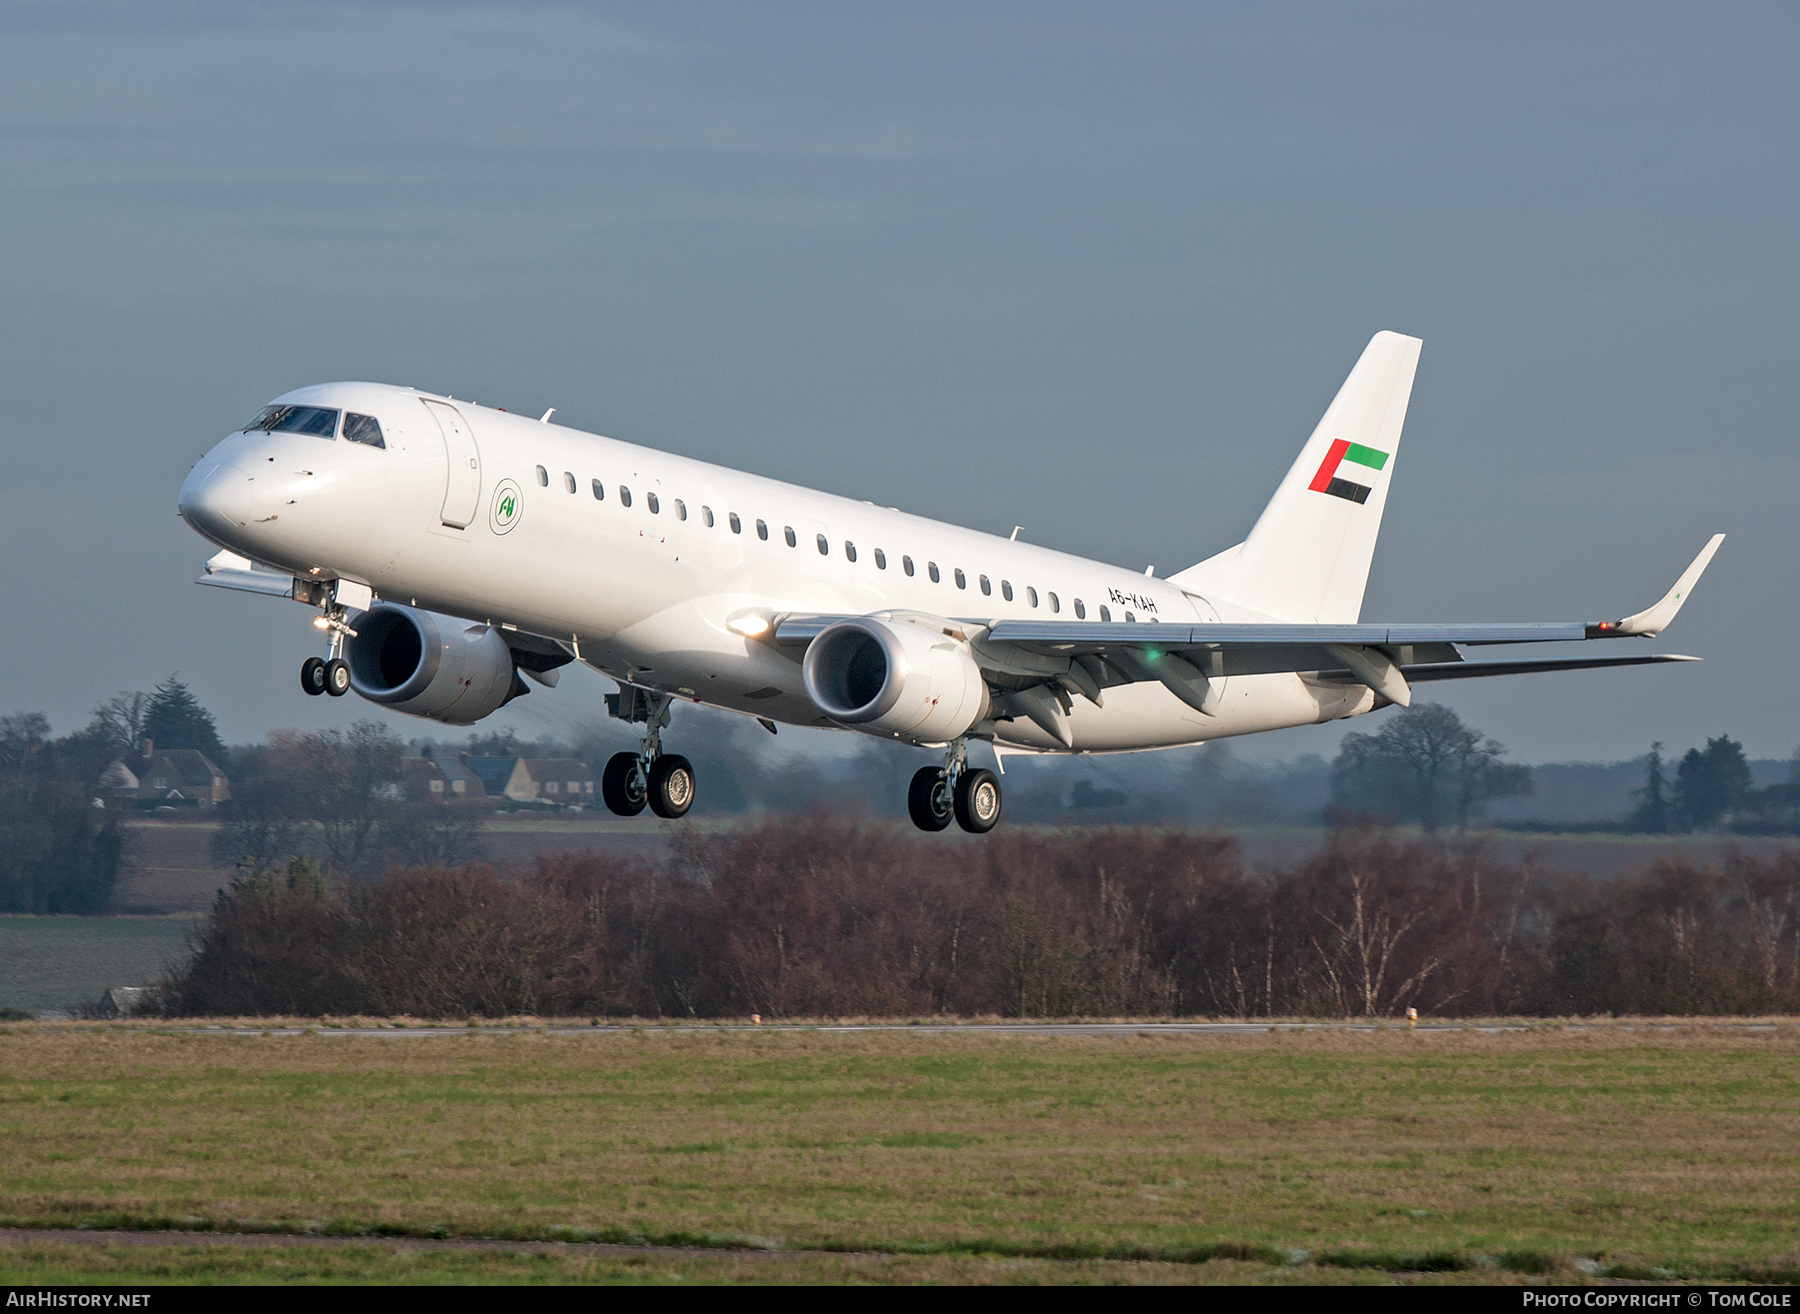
3,1025,1798,1284
0,918,192,1014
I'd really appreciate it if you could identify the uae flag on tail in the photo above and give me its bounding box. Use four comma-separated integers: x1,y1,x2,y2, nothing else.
1308,439,1388,504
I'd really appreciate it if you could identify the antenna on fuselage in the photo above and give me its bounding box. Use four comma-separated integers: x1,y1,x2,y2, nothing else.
540,408,556,423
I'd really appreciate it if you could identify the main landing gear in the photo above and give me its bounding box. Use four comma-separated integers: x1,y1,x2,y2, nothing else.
907,738,1001,834
600,688,696,820
299,606,356,698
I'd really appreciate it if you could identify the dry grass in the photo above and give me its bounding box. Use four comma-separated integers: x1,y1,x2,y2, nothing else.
0,1236,1530,1285
3,1025,1798,1283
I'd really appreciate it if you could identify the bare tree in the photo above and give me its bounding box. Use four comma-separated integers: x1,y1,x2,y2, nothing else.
0,712,51,778
1332,703,1529,831
91,692,151,757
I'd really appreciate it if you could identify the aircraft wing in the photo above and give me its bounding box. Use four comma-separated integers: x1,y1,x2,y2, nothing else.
771,535,1720,713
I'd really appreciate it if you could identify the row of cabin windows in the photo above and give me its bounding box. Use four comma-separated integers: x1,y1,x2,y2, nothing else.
533,463,1141,621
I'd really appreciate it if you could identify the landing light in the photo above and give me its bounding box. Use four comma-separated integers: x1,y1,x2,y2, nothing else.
312,616,329,631
727,614,771,638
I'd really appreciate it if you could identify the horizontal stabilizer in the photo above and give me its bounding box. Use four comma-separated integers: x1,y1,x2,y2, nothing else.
1399,654,1699,682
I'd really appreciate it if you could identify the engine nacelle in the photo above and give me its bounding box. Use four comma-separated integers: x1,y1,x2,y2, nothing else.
344,603,519,725
802,615,989,745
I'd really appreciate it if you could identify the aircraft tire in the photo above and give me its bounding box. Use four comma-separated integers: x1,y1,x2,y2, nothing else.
601,752,647,817
907,767,954,832
300,656,327,696
953,768,1002,834
647,754,695,819
324,657,350,697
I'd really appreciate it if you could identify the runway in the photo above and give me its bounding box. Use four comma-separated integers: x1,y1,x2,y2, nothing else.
123,1020,1785,1038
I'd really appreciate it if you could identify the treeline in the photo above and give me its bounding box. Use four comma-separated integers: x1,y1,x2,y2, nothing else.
0,709,136,914
1,676,230,912
221,722,487,876
1329,705,1800,836
162,821,1800,1019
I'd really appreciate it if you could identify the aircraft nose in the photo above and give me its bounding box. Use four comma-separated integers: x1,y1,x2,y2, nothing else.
177,459,252,544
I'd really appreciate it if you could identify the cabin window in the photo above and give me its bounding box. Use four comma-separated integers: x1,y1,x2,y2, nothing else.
343,413,385,448
902,555,914,576
845,541,858,563
1026,586,1038,607
874,549,886,570
928,562,940,583
1074,599,1087,619
1099,605,1112,622
536,466,549,487
646,492,660,514
591,479,604,500
619,486,632,508
1001,580,1013,601
756,519,769,540
783,525,797,547
674,499,687,521
730,513,742,533
562,471,576,494
954,569,967,589
1048,591,1059,613
1125,612,1136,622
816,533,829,555
702,506,715,527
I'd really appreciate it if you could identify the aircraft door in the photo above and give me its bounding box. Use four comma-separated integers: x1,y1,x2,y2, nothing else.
423,400,481,528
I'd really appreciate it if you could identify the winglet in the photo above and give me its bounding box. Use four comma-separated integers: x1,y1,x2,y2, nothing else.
1605,534,1725,637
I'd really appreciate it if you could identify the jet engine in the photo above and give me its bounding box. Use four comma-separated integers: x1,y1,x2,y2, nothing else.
344,603,522,725
802,615,989,745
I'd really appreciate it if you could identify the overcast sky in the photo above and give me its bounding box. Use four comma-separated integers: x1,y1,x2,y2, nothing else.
0,1,1794,766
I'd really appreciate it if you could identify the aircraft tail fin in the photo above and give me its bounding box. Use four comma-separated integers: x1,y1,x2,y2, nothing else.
1170,331,1422,622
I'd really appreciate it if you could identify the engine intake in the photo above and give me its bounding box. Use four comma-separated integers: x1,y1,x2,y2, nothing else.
344,603,520,725
803,615,988,745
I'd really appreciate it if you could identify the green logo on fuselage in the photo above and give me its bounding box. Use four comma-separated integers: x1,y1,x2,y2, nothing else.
490,480,524,535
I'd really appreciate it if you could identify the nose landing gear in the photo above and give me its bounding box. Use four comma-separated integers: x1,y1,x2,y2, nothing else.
907,738,1002,834
299,606,357,698
299,655,350,697
600,686,697,819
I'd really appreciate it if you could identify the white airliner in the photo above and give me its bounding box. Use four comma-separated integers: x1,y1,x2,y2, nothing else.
177,331,1721,833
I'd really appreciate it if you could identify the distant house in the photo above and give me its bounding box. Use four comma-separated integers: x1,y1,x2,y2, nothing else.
401,755,489,803
461,756,595,806
101,740,230,806
463,756,519,798
100,987,156,1018
513,758,596,805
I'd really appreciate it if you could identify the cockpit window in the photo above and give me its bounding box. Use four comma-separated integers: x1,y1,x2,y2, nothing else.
342,413,385,448
246,405,340,439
